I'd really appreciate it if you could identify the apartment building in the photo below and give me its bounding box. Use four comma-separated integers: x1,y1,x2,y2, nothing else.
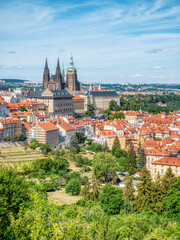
150,157,180,180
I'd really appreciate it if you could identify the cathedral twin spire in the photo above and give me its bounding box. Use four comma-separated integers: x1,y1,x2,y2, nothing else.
43,58,63,90
42,55,81,92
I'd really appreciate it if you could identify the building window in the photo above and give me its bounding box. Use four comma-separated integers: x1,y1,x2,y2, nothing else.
161,169,163,174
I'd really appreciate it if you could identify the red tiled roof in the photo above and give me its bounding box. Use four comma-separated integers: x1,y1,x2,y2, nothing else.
59,122,75,131
72,95,84,101
152,157,180,166
23,122,31,130
38,122,59,131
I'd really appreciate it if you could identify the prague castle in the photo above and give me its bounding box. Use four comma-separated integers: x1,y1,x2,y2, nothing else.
43,55,80,92
27,55,81,115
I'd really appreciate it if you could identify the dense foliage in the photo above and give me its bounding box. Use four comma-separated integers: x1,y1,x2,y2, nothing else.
93,152,118,182
120,94,180,113
1,143,180,239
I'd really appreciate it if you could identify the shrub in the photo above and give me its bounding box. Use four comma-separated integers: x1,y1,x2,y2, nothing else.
65,179,81,196
39,143,51,155
32,156,69,174
29,138,39,149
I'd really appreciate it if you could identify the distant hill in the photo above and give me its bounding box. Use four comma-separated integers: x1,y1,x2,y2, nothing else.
0,79,29,83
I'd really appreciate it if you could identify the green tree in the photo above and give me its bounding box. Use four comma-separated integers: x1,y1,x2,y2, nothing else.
109,112,125,120
149,175,165,214
137,147,146,170
102,140,110,152
126,143,137,174
39,143,51,155
123,174,135,202
29,138,39,149
112,136,120,155
70,133,79,151
32,156,69,174
100,183,124,215
162,166,175,195
109,100,118,111
118,157,127,172
164,177,180,220
134,167,153,212
82,172,101,201
0,167,30,238
65,179,81,196
114,149,128,158
76,132,86,144
90,142,102,153
8,194,62,240
104,109,111,116
18,134,27,141
93,152,118,182
85,104,95,117
20,106,27,112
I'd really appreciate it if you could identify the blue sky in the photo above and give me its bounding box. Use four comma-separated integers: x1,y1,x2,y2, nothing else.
0,0,180,83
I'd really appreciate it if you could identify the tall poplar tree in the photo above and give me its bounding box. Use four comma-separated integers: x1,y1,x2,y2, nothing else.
162,166,175,195
126,142,137,174
123,174,135,202
134,167,153,212
112,136,120,155
82,172,101,202
137,147,146,170
70,133,78,150
102,140,110,152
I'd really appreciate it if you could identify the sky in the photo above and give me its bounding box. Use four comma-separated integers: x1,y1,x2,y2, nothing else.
0,0,180,84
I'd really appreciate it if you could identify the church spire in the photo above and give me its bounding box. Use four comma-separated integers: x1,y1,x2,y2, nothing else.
43,58,50,90
57,58,60,69
45,58,48,69
55,57,62,90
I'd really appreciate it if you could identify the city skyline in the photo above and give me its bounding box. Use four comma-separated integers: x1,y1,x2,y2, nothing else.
0,0,180,83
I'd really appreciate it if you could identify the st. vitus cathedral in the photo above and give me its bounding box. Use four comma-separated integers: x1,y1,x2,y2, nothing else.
43,55,81,92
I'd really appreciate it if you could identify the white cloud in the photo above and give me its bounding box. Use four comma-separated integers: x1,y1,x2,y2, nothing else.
154,66,162,69
131,74,144,78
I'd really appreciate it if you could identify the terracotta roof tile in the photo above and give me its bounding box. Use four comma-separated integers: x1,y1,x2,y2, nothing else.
152,157,180,166
38,122,59,131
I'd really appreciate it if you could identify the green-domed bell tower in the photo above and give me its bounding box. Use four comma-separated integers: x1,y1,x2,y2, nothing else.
66,54,81,92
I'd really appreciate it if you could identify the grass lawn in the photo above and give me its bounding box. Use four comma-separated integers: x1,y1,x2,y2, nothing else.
48,188,82,205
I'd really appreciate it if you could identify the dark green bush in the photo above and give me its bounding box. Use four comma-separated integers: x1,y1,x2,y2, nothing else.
65,179,81,196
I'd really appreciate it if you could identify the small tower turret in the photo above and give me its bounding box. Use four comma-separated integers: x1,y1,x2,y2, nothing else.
98,83,101,91
89,84,92,91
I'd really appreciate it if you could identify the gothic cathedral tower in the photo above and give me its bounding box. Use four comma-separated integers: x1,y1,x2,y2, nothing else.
43,58,50,90
42,58,63,90
55,58,63,90
66,54,81,92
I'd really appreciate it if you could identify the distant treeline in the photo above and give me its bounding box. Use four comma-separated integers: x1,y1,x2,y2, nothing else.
121,94,180,114
0,79,28,83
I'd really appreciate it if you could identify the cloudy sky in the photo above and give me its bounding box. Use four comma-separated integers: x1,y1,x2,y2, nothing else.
0,0,180,83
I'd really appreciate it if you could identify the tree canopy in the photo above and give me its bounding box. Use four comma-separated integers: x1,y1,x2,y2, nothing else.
93,152,118,182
